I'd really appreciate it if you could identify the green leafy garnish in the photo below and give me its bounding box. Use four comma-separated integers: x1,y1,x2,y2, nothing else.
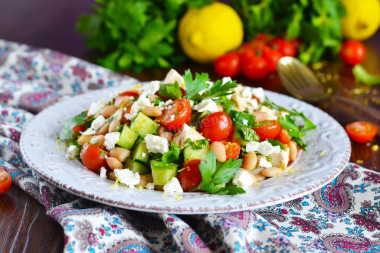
236,127,260,142
162,142,181,163
152,96,164,106
158,82,182,99
266,139,285,150
184,70,210,100
229,110,254,127
59,111,88,141
200,79,239,100
191,152,245,195
185,138,209,150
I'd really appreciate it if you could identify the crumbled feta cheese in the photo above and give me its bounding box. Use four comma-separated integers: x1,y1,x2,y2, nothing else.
65,145,79,159
193,98,219,113
139,81,160,96
189,100,195,107
232,85,259,113
170,114,175,121
145,134,169,154
269,148,290,170
163,69,185,88
232,170,254,189
222,77,232,84
165,99,173,106
100,167,107,180
246,141,281,156
242,119,248,126
81,128,96,136
104,132,120,150
172,124,204,146
114,169,140,188
88,100,107,116
163,177,183,195
251,87,265,101
258,157,272,168
81,115,106,135
258,106,277,121
146,183,155,190
111,109,123,121
110,91,119,100
125,96,152,120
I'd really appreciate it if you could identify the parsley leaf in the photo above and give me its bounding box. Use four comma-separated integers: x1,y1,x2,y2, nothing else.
162,142,181,163
158,82,182,100
184,69,210,100
266,139,285,150
213,159,242,185
201,79,239,99
59,111,88,141
229,110,254,127
185,138,209,150
236,127,260,142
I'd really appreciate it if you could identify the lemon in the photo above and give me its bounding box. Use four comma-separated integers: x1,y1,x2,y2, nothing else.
178,2,243,63
341,0,380,40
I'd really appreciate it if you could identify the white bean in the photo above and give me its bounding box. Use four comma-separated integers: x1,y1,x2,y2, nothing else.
100,105,117,118
260,167,283,178
209,142,226,162
242,152,257,171
109,147,130,162
106,157,124,170
288,141,298,162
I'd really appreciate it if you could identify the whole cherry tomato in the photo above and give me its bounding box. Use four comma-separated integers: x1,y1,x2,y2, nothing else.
340,40,367,65
241,54,269,80
253,120,282,141
201,112,233,142
263,48,283,72
157,99,192,131
345,121,377,143
214,52,241,78
222,141,241,160
178,160,202,192
80,143,107,173
0,168,12,195
272,38,296,57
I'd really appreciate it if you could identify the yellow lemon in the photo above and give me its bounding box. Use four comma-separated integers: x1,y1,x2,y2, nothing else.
178,2,243,63
341,0,380,40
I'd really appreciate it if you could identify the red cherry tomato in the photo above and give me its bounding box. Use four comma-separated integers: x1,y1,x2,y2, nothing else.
214,52,241,78
72,124,86,132
253,120,282,141
201,112,233,142
241,54,269,80
157,99,192,131
340,40,367,65
119,90,139,98
0,168,12,195
222,141,241,160
263,48,283,72
272,38,296,57
345,121,377,143
277,129,292,144
178,160,202,192
80,143,107,173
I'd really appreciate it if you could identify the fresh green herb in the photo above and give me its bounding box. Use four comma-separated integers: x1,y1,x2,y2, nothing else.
152,96,164,106
162,142,181,163
353,64,380,86
191,152,245,195
232,0,346,64
174,112,179,116
107,116,114,123
59,111,88,140
158,82,182,99
100,150,106,157
185,138,209,150
183,70,210,100
266,139,285,150
236,127,260,142
200,79,239,100
229,110,254,127
223,99,235,114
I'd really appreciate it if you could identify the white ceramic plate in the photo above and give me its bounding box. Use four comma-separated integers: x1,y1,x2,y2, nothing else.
20,86,351,214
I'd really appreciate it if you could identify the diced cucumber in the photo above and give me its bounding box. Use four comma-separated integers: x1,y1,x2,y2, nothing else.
130,112,159,138
183,142,209,162
132,141,149,164
117,125,139,149
150,160,178,186
125,158,150,175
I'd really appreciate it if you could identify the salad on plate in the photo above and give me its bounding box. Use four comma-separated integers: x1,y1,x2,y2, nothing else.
59,69,316,197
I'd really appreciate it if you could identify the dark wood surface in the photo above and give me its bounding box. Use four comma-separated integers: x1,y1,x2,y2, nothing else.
0,26,379,253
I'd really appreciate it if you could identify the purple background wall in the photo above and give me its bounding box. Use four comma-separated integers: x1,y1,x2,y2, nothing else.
0,0,93,59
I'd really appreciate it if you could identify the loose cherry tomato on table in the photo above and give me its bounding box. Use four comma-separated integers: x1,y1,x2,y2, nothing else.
178,160,202,192
253,120,282,141
271,38,296,57
214,52,241,78
157,99,192,131
263,48,283,72
345,121,377,143
340,40,366,65
81,143,108,173
241,54,269,80
0,168,12,195
222,141,241,160
201,112,233,142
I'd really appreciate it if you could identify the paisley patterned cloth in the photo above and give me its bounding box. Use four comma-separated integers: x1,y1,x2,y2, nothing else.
1,39,380,253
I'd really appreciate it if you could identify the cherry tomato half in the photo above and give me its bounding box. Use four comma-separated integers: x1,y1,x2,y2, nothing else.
157,99,192,131
277,129,292,145
214,52,241,78
119,90,139,98
263,48,283,72
241,54,269,80
253,120,282,141
345,121,378,143
81,143,107,173
222,141,241,160
201,112,233,142
178,160,202,192
340,40,367,66
0,168,12,195
72,123,86,132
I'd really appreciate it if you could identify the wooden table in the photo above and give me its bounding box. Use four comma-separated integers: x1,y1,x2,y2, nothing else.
1,31,379,253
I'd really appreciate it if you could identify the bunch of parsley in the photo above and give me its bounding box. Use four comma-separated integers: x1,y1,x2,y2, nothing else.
77,0,210,72
233,0,346,64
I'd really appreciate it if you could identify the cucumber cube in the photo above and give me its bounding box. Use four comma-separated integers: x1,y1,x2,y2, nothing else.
130,112,159,138
117,125,139,149
150,160,178,186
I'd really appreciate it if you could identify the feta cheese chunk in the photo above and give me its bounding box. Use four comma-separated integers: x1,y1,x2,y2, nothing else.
145,134,169,154
139,81,160,96
232,85,259,113
258,157,272,168
251,87,265,102
172,124,204,147
146,183,155,190
193,98,219,113
269,148,290,170
88,100,107,116
114,169,140,188
81,115,106,135
232,170,254,189
65,145,79,159
125,96,152,120
163,177,183,195
99,167,107,180
163,69,185,88
104,132,120,150
246,141,281,156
